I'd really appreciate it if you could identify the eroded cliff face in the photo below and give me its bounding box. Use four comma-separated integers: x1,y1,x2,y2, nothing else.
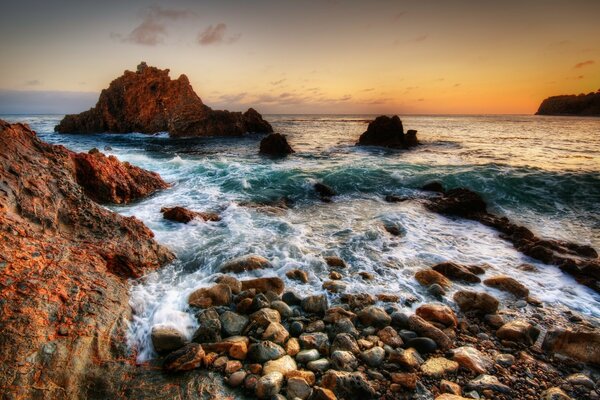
55,62,273,137
0,121,232,399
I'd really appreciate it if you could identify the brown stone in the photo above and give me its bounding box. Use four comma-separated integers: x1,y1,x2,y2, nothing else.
416,304,458,328
161,206,220,223
453,290,499,314
408,315,453,350
542,328,600,365
188,283,232,308
415,269,452,289
324,256,347,268
241,277,285,294
220,254,272,273
390,372,417,390
163,343,205,371
432,262,481,283
483,275,529,298
286,268,309,283
496,320,540,346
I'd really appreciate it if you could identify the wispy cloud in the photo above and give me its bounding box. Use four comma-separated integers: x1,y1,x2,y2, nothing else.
573,60,595,69
413,35,428,42
197,23,241,45
393,12,406,20
111,6,193,46
24,79,41,86
270,79,286,86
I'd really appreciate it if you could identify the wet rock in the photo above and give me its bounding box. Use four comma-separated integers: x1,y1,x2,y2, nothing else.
542,328,600,365
450,346,492,374
324,256,347,268
483,275,529,298
566,373,595,388
361,346,386,367
329,271,343,280
302,294,329,315
305,320,326,333
465,374,511,394
416,304,458,328
389,348,424,370
331,350,358,371
428,283,447,297
263,354,297,375
494,353,515,367
432,262,481,283
440,380,462,395
331,333,360,354
299,332,330,354
250,308,282,327
453,290,499,314
307,358,331,372
248,341,286,362
161,206,220,223
251,293,270,311
220,254,272,273
262,322,289,345
383,223,403,236
225,336,249,360
189,283,232,308
314,182,337,201
406,337,438,355
391,312,410,329
286,268,309,283
286,337,300,356
415,269,452,289
290,321,304,337
321,370,377,399
408,315,453,350
341,293,377,310
426,188,487,217
163,343,205,371
496,320,540,345
377,326,403,347
391,372,418,390
323,280,348,293
324,307,356,324
224,360,243,374
282,291,303,306
286,370,316,385
56,63,273,137
287,376,312,400
228,370,246,387
241,277,285,294
422,181,445,193
220,311,248,337
356,115,418,149
215,275,242,294
270,300,293,318
484,313,505,329
385,194,408,203
151,326,188,354
541,387,572,400
357,306,391,328
311,386,337,400
192,316,222,343
259,133,294,156
255,372,284,399
420,357,459,377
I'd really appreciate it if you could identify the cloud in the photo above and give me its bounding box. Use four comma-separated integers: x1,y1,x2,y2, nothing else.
111,6,193,46
393,12,406,20
197,23,240,45
413,35,428,42
270,79,286,86
218,92,247,103
573,60,595,69
393,34,428,46
24,80,41,86
361,88,375,92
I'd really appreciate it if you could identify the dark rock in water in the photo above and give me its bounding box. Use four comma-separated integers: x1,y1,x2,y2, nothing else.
286,269,309,283
259,133,295,156
302,294,329,316
314,182,336,201
161,206,221,223
220,311,248,337
324,256,347,268
356,115,419,149
71,147,169,204
192,317,222,343
406,337,438,354
163,343,205,371
385,194,408,203
282,291,303,306
536,91,600,116
421,181,445,193
426,188,487,217
151,326,188,355
432,262,481,283
55,62,273,137
220,255,273,273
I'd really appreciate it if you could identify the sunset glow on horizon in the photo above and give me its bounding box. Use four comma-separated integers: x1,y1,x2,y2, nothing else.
1,0,599,114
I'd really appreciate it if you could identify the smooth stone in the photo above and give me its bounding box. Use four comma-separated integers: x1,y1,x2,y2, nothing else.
290,321,304,337
296,349,320,364
357,306,391,328
151,326,187,355
406,337,438,354
361,346,386,367
255,372,284,399
465,374,511,394
450,346,492,374
263,355,297,376
307,358,330,372
566,373,595,388
220,311,248,337
330,350,358,372
248,341,286,362
287,377,312,400
270,300,293,318
495,353,515,367
301,294,329,315
541,387,572,400
496,320,540,345
228,371,246,387
282,291,302,306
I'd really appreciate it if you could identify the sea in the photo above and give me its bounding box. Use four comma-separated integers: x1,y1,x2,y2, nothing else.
3,113,600,362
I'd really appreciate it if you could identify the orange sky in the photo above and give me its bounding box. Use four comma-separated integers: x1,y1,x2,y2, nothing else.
0,0,599,114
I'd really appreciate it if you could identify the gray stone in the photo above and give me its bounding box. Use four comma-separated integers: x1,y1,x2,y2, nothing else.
220,311,248,337
248,340,286,362
361,346,385,367
296,349,320,364
330,350,358,371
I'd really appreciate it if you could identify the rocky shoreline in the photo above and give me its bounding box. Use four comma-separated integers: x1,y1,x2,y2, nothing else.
2,117,600,400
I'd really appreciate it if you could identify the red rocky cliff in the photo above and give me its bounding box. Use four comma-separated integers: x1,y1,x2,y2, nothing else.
55,62,273,137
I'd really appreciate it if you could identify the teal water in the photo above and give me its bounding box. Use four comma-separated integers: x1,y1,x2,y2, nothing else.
4,114,600,361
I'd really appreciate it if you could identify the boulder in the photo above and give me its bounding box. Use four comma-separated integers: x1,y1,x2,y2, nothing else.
163,343,205,371
314,182,337,201
357,306,391,328
426,188,487,217
432,262,481,283
55,63,273,137
542,328,600,365
188,283,232,308
215,275,242,294
259,133,294,156
483,275,529,298
241,277,285,294
453,290,499,314
220,254,272,273
286,269,309,283
161,206,220,223
416,304,458,328
356,115,418,149
151,326,188,354
415,269,452,289
496,320,540,345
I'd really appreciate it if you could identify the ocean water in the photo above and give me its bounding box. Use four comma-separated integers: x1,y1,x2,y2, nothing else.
3,113,600,362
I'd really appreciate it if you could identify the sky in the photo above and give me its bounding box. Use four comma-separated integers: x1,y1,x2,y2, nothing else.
0,0,599,115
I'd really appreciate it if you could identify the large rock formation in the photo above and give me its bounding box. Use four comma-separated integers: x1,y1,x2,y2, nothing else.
357,115,418,149
0,121,234,399
55,62,273,137
536,91,600,116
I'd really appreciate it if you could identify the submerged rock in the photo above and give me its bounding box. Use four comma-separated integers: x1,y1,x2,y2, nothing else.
259,133,295,156
356,115,419,149
220,254,273,273
314,182,337,202
161,206,220,223
483,275,529,298
415,269,452,289
56,63,273,137
432,262,482,283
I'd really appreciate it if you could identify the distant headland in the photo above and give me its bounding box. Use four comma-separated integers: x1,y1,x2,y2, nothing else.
536,90,600,116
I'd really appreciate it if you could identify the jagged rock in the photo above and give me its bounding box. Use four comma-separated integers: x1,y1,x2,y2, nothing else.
536,91,600,116
220,311,248,337
361,346,386,367
151,326,188,354
299,332,330,354
440,380,462,395
220,254,272,273
56,63,273,137
496,320,540,345
420,357,459,377
389,348,424,370
356,115,419,149
163,343,205,371
331,350,358,371
71,150,169,204
453,290,499,314
311,387,337,400
314,182,337,201
286,376,312,400
262,355,297,376
259,133,295,156
432,262,482,283
426,187,487,217
161,206,220,223
331,333,360,354
249,308,282,327
215,275,242,294
321,370,377,399
262,322,289,345
483,275,529,298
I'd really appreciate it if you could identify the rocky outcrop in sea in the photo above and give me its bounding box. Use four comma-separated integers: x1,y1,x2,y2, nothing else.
55,62,273,137
536,91,600,116
357,115,418,149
